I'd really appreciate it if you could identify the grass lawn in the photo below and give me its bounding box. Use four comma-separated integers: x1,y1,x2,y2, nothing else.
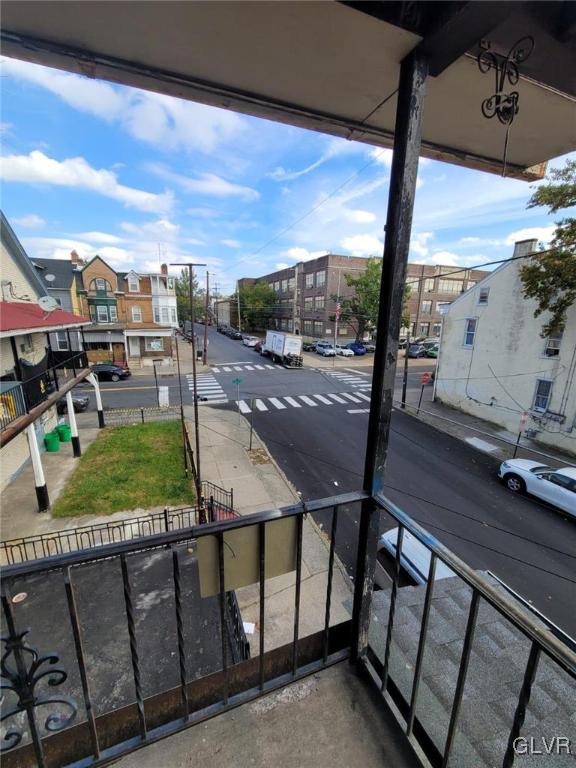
52,421,194,518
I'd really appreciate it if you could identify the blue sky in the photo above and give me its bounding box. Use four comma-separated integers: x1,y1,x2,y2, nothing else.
1,56,571,294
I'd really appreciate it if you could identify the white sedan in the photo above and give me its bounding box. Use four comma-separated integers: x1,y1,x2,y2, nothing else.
335,344,354,357
242,336,259,347
498,459,576,517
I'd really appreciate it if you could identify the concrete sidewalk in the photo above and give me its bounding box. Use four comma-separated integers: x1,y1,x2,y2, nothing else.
185,405,354,652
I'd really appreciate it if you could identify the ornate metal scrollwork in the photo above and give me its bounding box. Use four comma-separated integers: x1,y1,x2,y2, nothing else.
477,37,535,125
1,629,77,752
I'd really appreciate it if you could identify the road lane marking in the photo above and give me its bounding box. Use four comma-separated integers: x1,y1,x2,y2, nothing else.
234,366,242,371
313,394,333,405
284,397,302,408
347,408,370,414
254,399,268,411
269,397,287,410
341,392,362,403
355,392,371,402
255,365,265,370
223,366,232,372
298,395,317,406
212,367,220,373
244,365,254,370
238,400,251,414
465,437,499,453
265,364,275,369
327,394,347,404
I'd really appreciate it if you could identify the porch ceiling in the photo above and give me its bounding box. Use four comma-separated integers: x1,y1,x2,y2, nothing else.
2,1,575,181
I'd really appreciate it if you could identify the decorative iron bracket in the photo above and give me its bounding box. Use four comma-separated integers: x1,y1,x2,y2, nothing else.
477,37,534,125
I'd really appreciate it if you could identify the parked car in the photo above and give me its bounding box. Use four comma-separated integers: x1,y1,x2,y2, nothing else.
91,363,131,382
254,339,263,353
377,528,455,587
217,325,229,334
346,342,366,356
230,330,243,340
363,342,376,352
398,338,408,350
407,343,427,358
498,460,576,517
425,343,439,358
242,335,259,347
302,340,319,352
56,393,90,414
335,344,354,357
316,341,336,357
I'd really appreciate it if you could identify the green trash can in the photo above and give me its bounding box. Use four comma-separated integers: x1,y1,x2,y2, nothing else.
44,431,60,452
56,424,72,442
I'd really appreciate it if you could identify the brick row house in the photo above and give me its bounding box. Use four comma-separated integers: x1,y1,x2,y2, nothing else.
239,254,489,341
33,252,179,368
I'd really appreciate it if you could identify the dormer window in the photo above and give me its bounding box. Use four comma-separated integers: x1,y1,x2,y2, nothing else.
128,274,140,292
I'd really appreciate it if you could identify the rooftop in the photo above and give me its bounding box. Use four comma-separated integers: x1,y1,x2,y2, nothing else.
0,300,90,336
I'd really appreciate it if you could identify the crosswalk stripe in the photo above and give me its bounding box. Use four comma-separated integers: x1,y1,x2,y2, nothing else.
284,397,302,408
269,397,287,410
254,399,268,412
342,392,362,403
327,394,347,404
265,365,274,369
298,395,317,407
212,367,220,373
313,394,333,405
223,366,231,372
234,366,242,371
355,392,371,402
245,365,254,370
347,408,370,414
238,400,251,414
255,365,265,370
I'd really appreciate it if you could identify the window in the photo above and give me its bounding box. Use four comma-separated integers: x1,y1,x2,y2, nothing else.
287,319,293,331
421,300,432,314
546,473,576,492
161,307,169,323
280,319,287,330
315,295,325,310
96,305,109,323
171,308,177,323
132,306,142,322
91,277,112,293
419,322,430,336
288,277,295,291
304,297,314,311
303,320,313,335
145,337,164,352
19,334,33,353
436,301,451,314
168,278,175,291
478,287,490,305
128,275,139,292
545,330,563,357
154,307,160,323
274,281,280,292
109,305,118,322
423,278,435,292
281,279,288,293
433,322,442,336
89,305,96,322
533,379,552,412
55,331,69,351
438,279,464,294
95,278,106,291
464,318,477,347
339,327,348,336
316,270,326,288
305,273,314,289
314,321,324,335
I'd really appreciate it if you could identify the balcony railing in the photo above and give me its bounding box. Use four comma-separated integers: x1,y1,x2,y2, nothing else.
1,491,574,768
1,351,89,431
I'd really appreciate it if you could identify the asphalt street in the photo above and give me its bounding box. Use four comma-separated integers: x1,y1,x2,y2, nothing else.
82,326,576,637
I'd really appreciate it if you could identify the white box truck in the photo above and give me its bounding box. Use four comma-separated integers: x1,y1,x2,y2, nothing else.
262,331,303,368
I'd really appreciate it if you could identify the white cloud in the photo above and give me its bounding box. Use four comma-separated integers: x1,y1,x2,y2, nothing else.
269,137,366,182
1,151,173,213
413,250,483,268
121,218,180,239
13,214,45,229
345,209,377,224
2,58,245,154
74,231,123,244
505,226,555,246
24,236,133,266
221,239,241,248
187,207,219,219
283,247,329,262
149,164,258,201
460,236,481,244
410,231,433,257
340,234,382,257
275,262,290,270
370,148,393,167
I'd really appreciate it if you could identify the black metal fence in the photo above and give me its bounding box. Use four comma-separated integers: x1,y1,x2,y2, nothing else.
103,406,180,426
0,380,27,431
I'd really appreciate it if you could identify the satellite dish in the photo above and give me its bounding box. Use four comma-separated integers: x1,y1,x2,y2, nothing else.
38,296,59,312
45,274,55,282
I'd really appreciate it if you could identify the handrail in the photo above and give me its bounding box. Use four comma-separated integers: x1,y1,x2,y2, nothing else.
374,492,576,676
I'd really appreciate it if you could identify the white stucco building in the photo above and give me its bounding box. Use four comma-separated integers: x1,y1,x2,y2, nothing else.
435,240,576,457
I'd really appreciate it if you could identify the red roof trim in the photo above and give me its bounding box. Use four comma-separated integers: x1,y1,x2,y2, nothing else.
0,302,90,334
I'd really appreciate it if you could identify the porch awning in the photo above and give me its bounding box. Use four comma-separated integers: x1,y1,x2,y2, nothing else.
124,329,174,337
1,1,575,181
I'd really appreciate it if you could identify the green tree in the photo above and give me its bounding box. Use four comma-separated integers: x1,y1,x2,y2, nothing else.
235,283,277,331
330,257,412,341
175,268,204,323
520,159,576,336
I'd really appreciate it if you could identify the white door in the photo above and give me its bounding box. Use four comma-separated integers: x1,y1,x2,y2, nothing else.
128,337,140,357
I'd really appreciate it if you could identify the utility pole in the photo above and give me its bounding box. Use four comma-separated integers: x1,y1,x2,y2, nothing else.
170,261,206,511
236,280,242,332
402,264,424,409
203,271,210,364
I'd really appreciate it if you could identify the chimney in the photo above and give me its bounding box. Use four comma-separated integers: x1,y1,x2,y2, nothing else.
70,249,84,267
513,239,538,259
160,263,168,276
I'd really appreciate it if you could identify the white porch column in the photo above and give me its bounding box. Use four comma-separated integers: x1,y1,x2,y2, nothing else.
66,390,81,457
86,372,105,428
26,423,49,512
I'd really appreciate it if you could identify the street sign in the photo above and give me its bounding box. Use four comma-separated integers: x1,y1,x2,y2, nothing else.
232,377,242,385
421,372,431,385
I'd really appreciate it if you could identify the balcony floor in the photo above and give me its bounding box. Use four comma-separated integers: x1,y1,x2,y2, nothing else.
113,661,416,768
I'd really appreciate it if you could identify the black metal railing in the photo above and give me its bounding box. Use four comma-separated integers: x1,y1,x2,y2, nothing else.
362,493,576,768
0,380,28,431
0,491,361,768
